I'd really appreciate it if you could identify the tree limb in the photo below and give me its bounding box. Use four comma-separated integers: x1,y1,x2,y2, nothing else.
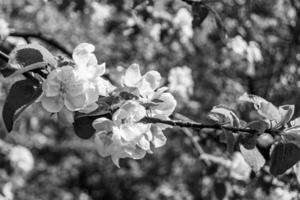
9,31,72,57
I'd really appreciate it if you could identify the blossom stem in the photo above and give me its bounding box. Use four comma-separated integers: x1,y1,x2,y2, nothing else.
0,50,9,62
142,117,280,135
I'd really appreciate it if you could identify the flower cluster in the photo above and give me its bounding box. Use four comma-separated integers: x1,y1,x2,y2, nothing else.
40,43,176,166
93,64,176,166
41,43,114,121
227,35,263,76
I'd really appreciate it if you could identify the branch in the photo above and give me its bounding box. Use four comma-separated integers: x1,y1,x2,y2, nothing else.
9,31,72,57
0,51,9,62
142,116,280,135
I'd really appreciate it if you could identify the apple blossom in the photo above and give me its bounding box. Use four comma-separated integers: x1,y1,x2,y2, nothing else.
168,66,194,101
92,100,150,166
42,43,115,114
72,43,115,97
8,146,34,174
41,65,98,113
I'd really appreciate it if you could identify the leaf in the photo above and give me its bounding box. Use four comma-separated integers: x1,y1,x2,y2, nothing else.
291,117,300,126
7,43,56,77
208,105,240,127
270,142,300,176
239,93,281,122
240,144,265,173
276,105,295,128
2,79,42,132
282,126,300,148
213,181,227,200
73,116,96,139
241,120,269,150
132,0,146,8
191,3,209,28
241,133,258,150
247,120,270,133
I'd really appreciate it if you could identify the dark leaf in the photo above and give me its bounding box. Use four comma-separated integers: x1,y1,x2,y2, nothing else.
132,0,146,9
241,133,258,150
270,142,300,176
2,79,42,132
192,3,209,28
6,44,56,77
213,181,227,200
73,116,96,139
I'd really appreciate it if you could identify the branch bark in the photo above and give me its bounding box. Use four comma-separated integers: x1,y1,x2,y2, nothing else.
9,31,72,57
142,117,280,135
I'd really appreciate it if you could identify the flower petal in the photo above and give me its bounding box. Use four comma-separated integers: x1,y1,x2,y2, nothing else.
72,43,95,66
58,107,74,124
151,125,167,148
92,118,113,132
123,63,142,87
153,93,177,116
137,136,151,151
64,94,86,111
94,132,113,158
143,70,161,90
41,95,64,113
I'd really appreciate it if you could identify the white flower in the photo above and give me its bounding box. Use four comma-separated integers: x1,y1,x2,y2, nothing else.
0,18,9,40
150,23,162,41
92,100,150,167
227,35,248,55
122,64,177,117
41,65,98,113
72,43,115,97
9,146,34,173
42,43,115,114
91,2,112,26
168,66,194,101
247,41,263,63
174,8,193,41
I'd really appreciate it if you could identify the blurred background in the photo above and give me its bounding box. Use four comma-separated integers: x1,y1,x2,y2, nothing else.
0,0,300,199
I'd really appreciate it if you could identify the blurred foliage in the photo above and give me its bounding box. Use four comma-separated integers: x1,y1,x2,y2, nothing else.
0,0,300,199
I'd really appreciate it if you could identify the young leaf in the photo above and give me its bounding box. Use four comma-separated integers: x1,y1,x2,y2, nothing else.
291,117,300,126
240,144,265,173
73,116,96,139
282,126,300,148
276,105,295,128
247,120,270,133
239,93,281,122
2,79,42,132
7,43,56,77
208,105,240,127
270,142,300,176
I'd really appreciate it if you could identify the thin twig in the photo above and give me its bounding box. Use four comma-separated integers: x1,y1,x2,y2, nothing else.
0,51,9,62
142,116,280,135
9,31,72,57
